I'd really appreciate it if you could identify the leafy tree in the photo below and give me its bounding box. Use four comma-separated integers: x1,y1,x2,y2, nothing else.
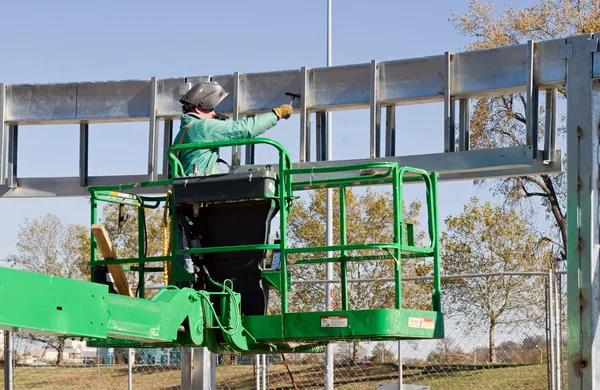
7,213,90,364
426,338,470,364
369,342,396,363
450,0,600,262
7,204,168,364
8,213,89,280
274,187,433,361
441,197,552,363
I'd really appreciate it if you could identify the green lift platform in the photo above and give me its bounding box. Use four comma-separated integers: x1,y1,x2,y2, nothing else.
0,137,444,355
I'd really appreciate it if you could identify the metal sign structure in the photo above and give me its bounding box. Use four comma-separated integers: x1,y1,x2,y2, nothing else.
1,32,600,390
0,38,565,197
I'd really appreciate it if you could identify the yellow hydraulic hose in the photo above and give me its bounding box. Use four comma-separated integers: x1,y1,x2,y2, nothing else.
162,190,172,285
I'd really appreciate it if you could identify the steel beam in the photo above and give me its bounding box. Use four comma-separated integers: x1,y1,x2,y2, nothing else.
444,52,455,152
0,146,561,198
0,38,569,125
459,99,470,151
79,123,89,186
385,106,396,157
316,111,327,161
544,88,557,163
7,125,17,189
148,77,160,181
370,60,381,158
566,33,600,390
231,72,243,166
162,120,173,179
526,40,540,156
299,67,310,162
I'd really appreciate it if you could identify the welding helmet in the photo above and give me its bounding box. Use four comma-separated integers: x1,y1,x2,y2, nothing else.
180,81,229,112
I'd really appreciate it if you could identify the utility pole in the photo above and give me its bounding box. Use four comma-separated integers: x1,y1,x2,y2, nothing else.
324,1,335,389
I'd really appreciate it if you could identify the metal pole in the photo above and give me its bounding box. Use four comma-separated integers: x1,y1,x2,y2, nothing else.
128,348,134,390
555,270,563,390
398,340,402,390
254,355,260,389
262,354,267,390
324,1,335,390
4,330,13,390
547,270,556,390
181,347,216,390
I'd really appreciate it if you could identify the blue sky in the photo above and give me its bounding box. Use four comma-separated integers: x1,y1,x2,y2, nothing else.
0,0,546,261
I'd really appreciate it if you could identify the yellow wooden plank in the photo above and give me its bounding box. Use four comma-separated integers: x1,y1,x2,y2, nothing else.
91,224,134,298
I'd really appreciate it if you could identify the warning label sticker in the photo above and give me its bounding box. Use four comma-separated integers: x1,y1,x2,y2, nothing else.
408,317,435,330
321,316,348,328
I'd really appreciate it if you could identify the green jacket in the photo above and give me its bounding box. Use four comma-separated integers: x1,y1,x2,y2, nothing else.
172,112,279,176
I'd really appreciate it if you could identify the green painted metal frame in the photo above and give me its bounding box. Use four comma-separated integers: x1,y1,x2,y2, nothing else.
0,137,443,354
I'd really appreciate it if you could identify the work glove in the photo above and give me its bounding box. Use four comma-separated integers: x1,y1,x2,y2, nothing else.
273,104,293,120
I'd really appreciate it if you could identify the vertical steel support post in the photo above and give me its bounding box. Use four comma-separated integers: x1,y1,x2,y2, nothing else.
300,67,311,162
7,125,18,189
79,123,89,187
4,330,13,390
162,120,173,179
181,347,216,390
544,89,558,163
526,40,539,156
385,106,396,157
0,84,6,185
565,33,600,390
232,72,243,166
443,52,455,153
316,111,327,161
148,77,160,181
459,99,470,151
370,60,381,158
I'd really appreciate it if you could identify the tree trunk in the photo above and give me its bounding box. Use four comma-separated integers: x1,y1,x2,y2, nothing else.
352,342,361,361
55,339,65,365
488,320,496,363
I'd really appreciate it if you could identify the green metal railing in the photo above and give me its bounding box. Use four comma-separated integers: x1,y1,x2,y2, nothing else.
87,137,442,316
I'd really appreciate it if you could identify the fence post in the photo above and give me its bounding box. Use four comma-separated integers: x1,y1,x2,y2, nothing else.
555,271,564,390
128,348,135,390
547,269,557,390
398,340,403,390
3,330,13,390
262,354,267,390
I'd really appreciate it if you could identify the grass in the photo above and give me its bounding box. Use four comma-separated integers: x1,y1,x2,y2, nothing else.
0,362,553,389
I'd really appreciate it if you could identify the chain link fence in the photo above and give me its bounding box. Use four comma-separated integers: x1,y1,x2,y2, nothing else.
2,271,567,389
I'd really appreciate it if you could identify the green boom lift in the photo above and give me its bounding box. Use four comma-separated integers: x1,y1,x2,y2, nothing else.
0,138,444,355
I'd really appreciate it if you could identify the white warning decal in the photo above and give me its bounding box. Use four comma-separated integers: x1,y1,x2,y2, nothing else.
321,315,348,328
408,317,435,330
